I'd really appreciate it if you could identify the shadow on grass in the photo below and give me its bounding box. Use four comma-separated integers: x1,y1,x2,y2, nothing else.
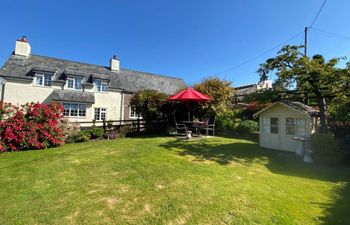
318,182,350,225
159,138,350,224
160,138,349,182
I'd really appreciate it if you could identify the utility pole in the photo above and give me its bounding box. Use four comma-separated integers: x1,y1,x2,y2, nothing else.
304,27,308,56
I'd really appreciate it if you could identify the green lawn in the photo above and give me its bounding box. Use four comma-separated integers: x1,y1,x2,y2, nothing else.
0,136,349,225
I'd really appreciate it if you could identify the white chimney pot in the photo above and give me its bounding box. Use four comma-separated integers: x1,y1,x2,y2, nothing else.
15,36,31,57
110,55,120,71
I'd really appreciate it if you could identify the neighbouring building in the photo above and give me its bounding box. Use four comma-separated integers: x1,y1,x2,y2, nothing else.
254,101,319,152
234,80,272,102
0,37,186,123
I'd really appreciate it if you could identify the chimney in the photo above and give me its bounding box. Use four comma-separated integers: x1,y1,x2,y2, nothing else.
15,36,31,57
110,55,120,71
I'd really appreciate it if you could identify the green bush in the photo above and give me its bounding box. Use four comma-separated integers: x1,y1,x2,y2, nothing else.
74,130,91,143
119,125,133,138
66,127,104,143
216,110,240,130
88,127,104,139
328,94,350,122
236,120,258,134
193,77,233,115
311,133,344,165
65,135,78,144
130,89,169,122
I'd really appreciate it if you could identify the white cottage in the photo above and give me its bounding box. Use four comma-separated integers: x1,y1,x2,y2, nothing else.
254,102,319,152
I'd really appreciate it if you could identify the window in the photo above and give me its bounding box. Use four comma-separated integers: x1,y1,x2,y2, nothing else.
67,77,82,90
129,106,142,119
78,104,86,117
35,74,52,87
75,78,82,90
95,80,108,92
261,117,279,134
286,118,306,136
62,103,86,117
94,108,107,121
67,78,74,89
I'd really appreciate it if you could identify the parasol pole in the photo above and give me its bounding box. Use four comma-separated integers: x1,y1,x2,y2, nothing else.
187,102,190,121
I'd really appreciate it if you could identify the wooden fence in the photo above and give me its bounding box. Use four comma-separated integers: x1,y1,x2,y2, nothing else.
73,118,168,134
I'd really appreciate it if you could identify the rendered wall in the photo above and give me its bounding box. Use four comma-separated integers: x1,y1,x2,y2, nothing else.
2,80,123,124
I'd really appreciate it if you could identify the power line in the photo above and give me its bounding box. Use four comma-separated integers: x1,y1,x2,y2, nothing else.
308,27,350,55
304,0,327,55
310,0,327,28
215,31,303,76
214,1,329,77
324,38,350,55
309,27,350,39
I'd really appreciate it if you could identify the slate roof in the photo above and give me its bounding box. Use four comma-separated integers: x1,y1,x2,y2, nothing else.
253,101,319,117
0,54,186,95
51,89,95,104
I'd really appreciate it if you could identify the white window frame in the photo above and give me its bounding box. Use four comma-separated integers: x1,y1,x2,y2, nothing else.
261,117,279,134
66,77,82,90
67,78,74,89
62,103,86,118
94,108,107,121
35,73,52,87
95,80,108,92
129,106,142,119
286,118,307,136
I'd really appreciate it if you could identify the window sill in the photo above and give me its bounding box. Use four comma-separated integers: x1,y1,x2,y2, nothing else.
65,88,83,91
34,85,53,89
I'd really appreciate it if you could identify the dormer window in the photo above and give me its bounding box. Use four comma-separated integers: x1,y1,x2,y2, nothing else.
35,73,52,87
67,77,82,90
95,80,108,92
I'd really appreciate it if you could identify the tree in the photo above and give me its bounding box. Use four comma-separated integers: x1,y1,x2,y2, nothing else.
328,94,350,123
328,94,350,138
243,89,279,104
193,77,234,116
258,45,350,133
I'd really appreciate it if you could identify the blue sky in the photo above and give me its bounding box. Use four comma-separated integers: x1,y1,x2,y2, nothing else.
0,0,349,86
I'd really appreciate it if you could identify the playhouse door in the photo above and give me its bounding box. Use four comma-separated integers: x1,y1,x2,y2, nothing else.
260,117,281,150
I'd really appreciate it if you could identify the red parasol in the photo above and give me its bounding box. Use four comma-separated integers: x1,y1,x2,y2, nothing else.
168,87,211,121
168,87,211,102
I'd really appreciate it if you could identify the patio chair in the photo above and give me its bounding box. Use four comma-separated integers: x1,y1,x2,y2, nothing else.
172,114,188,137
199,116,216,137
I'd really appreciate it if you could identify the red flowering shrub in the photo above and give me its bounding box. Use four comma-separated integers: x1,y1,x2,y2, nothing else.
0,102,64,152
